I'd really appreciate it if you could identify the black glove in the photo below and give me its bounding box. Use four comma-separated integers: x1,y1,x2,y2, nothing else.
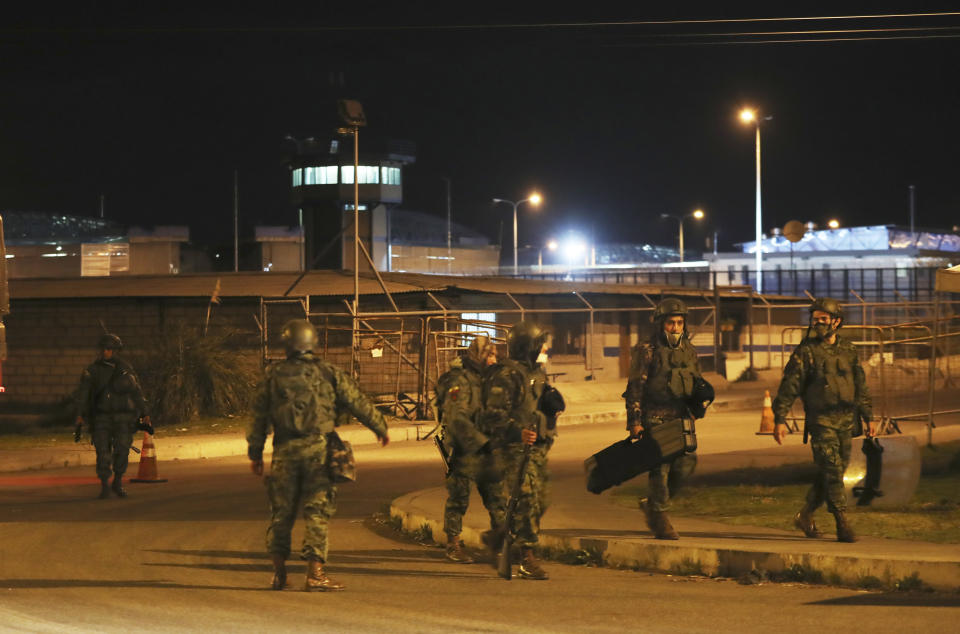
74,423,83,443
137,420,155,435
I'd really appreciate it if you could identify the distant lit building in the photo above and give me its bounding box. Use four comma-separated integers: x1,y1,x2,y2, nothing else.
1,211,188,278
711,224,958,299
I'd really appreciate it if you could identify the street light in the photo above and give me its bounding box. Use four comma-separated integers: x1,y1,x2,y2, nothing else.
828,219,840,229
538,239,558,271
660,208,705,263
492,193,543,275
740,107,772,292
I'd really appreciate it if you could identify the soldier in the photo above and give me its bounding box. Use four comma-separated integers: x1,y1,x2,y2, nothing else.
624,298,701,540
480,321,559,580
772,297,874,543
247,319,390,592
73,333,152,499
436,334,506,563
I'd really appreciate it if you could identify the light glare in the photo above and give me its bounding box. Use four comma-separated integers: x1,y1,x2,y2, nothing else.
739,108,756,123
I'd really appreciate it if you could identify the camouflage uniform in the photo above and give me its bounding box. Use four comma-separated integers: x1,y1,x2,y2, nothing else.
481,353,555,550
624,332,700,513
74,354,149,486
437,357,506,541
773,333,872,515
247,351,388,564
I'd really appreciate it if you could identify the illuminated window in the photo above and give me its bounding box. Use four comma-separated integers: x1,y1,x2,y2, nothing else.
382,166,401,185
341,165,380,184
292,168,302,187
460,313,497,341
302,166,338,185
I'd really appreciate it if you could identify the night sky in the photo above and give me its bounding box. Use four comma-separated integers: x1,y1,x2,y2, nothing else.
2,6,959,253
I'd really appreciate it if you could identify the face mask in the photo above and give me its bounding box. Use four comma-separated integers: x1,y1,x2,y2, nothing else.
666,332,682,346
536,352,549,365
812,323,836,339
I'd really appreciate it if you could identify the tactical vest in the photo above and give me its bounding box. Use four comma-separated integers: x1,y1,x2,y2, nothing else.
268,358,339,440
643,339,698,407
801,339,857,410
495,359,552,442
92,360,140,414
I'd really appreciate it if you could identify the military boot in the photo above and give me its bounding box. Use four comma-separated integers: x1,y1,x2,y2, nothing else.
518,548,549,580
794,504,822,538
304,560,345,592
98,479,111,499
642,500,679,540
111,476,127,498
445,536,475,564
270,553,287,591
833,511,857,543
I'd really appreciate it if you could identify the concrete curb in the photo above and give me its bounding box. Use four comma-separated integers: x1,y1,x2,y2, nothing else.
390,488,960,592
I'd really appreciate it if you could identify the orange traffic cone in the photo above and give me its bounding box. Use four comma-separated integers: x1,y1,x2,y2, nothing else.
756,390,776,435
130,432,168,483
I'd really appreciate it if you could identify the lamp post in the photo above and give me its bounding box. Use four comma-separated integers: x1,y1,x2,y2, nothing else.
337,99,366,376
493,193,542,275
538,239,558,272
660,208,704,262
740,108,771,292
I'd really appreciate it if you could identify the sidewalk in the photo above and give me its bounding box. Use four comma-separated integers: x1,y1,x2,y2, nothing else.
0,373,779,473
390,423,960,592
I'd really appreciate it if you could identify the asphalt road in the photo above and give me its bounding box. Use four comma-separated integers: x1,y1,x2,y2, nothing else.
2,416,958,633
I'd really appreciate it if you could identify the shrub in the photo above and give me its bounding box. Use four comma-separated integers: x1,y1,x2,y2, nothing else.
133,325,259,425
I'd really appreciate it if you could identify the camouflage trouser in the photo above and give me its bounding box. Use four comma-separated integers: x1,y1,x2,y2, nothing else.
91,413,135,481
643,417,697,513
806,425,853,513
265,437,337,562
443,449,507,538
503,443,551,548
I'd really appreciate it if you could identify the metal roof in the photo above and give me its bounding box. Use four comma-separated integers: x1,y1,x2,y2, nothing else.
9,270,795,303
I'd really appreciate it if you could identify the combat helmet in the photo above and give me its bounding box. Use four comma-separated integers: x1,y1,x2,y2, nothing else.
651,298,689,323
98,333,123,350
465,333,496,368
809,297,844,320
280,319,318,354
507,321,548,365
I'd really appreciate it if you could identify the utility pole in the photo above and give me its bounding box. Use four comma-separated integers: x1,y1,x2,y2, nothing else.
444,177,452,274
909,184,916,237
233,170,239,273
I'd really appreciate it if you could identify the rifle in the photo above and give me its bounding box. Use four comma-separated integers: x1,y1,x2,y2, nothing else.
497,434,534,580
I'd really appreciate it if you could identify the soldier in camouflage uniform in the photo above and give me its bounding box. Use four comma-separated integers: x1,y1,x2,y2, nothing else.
247,319,390,592
73,334,152,499
624,298,701,540
772,297,875,543
437,334,506,563
480,321,560,580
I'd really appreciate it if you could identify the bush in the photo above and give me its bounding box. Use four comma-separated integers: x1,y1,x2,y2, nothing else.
133,325,259,426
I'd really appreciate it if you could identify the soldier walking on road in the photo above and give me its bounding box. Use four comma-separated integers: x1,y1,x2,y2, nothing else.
247,319,390,592
772,297,874,543
73,334,153,499
437,334,506,563
624,298,702,540
480,321,561,580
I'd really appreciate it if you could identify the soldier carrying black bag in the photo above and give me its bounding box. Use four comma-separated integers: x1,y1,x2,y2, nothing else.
613,298,711,540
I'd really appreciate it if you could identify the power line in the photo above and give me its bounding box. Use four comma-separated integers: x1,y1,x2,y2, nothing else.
4,11,960,35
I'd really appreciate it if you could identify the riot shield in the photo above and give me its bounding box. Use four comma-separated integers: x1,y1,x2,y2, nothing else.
843,435,921,508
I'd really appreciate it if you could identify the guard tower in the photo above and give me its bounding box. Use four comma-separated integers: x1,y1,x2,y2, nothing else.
286,136,415,271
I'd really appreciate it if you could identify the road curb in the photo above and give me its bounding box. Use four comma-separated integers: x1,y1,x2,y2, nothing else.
389,488,960,592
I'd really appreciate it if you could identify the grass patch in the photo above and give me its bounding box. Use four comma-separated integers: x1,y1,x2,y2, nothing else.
611,440,960,543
